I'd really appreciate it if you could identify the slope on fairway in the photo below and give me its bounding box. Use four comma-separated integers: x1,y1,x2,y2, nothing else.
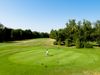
0,38,100,75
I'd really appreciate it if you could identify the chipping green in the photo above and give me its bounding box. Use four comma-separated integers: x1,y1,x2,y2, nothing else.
0,38,100,75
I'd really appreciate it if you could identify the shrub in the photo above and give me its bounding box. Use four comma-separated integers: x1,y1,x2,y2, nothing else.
58,40,61,45
97,41,100,47
53,40,65,45
65,39,71,47
84,42,93,48
76,39,84,48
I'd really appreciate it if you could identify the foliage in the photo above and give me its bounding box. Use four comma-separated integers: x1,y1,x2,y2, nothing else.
50,19,100,48
65,39,72,47
0,24,49,42
84,42,93,48
75,39,84,48
97,41,100,47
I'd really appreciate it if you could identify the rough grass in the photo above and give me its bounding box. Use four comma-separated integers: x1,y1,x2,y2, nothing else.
0,38,100,75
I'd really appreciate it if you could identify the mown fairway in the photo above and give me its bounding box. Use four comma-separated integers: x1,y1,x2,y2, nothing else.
0,38,100,75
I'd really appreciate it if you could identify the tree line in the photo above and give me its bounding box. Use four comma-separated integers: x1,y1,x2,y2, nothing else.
0,23,49,42
50,19,100,48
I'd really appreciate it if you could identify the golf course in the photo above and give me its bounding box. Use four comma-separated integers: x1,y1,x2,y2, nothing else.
0,38,100,75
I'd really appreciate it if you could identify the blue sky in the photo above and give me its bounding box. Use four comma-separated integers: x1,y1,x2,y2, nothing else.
0,0,100,32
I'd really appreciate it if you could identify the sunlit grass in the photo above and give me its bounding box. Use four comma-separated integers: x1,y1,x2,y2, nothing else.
0,38,100,75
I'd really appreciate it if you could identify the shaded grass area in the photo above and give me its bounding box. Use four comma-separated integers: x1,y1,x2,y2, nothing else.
0,38,100,75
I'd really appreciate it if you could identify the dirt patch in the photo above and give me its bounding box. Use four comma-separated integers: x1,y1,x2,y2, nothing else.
83,71,100,75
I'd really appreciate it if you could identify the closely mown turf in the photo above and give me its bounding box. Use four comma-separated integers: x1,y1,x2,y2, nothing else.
0,38,100,75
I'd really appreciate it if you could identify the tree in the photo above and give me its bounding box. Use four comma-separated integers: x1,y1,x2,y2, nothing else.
76,39,84,48
82,20,92,42
0,24,5,42
3,27,12,41
50,29,59,41
50,19,100,48
65,39,71,47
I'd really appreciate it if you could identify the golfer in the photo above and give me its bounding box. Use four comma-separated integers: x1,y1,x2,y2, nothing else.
46,49,49,56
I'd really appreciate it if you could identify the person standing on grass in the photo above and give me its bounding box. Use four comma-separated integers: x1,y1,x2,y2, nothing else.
46,49,49,56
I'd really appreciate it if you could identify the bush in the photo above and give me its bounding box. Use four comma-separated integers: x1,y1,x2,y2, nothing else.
76,39,84,48
53,40,65,45
58,40,61,45
65,39,71,47
97,41,100,47
84,42,93,48
53,41,58,45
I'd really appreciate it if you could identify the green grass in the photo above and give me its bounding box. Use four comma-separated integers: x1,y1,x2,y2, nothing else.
0,38,100,75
